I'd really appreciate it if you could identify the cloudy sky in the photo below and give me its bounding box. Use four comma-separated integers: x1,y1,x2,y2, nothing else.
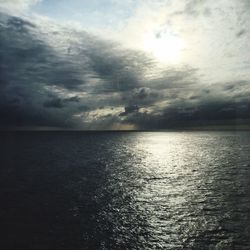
0,0,249,130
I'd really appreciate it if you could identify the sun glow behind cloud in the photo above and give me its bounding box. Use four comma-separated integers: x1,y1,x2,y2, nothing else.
143,31,184,64
0,0,250,130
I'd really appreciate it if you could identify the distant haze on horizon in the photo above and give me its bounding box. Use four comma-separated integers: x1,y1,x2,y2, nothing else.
0,0,250,130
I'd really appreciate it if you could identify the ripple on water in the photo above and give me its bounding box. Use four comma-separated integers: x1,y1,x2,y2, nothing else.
0,131,250,249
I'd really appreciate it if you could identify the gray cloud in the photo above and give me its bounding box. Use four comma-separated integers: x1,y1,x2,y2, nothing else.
43,96,80,108
236,29,247,37
0,11,249,130
119,105,139,117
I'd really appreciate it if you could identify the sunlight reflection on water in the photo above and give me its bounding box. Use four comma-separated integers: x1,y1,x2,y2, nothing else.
96,132,250,249
1,132,250,249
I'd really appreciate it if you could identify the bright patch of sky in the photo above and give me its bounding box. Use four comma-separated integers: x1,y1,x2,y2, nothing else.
31,0,139,30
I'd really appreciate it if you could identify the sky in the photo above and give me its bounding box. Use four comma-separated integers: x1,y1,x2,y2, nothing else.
0,0,249,130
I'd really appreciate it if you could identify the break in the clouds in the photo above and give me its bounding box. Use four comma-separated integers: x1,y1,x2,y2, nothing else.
0,0,250,130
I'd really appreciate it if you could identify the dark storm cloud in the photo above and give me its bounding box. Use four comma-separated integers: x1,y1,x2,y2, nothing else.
0,11,249,130
0,15,88,91
43,98,64,108
132,87,160,102
118,77,250,129
122,99,250,130
119,105,139,117
43,96,80,109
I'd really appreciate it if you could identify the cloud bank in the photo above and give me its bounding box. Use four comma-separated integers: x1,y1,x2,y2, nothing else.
0,11,249,130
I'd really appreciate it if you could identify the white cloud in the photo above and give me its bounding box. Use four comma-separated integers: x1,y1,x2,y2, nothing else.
116,0,250,84
0,0,40,12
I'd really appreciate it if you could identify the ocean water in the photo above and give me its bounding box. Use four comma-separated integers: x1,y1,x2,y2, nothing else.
0,131,250,250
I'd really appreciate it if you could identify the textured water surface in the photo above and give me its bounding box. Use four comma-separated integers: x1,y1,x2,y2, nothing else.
0,131,250,249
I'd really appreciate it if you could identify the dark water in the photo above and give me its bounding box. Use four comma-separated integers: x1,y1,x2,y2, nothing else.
0,131,250,250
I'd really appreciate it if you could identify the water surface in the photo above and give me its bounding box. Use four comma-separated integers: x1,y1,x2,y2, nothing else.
0,131,250,249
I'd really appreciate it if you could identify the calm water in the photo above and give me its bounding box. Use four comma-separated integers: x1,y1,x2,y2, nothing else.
0,131,250,250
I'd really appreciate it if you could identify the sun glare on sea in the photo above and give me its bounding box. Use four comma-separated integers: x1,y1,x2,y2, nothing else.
143,32,183,64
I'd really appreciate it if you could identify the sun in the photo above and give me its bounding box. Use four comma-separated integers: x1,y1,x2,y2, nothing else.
143,32,183,64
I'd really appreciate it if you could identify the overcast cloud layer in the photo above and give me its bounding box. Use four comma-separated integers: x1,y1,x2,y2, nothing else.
0,0,250,130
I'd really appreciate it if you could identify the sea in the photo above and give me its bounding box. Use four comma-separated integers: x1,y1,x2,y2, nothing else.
0,131,250,250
